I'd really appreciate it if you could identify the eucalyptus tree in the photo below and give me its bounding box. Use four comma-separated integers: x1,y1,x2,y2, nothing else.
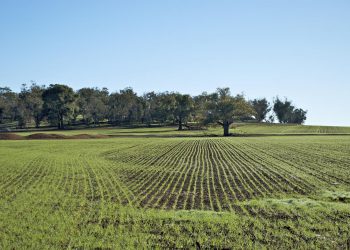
273,97,307,124
42,84,76,129
0,87,18,124
141,91,163,125
250,98,271,122
273,97,294,123
205,88,255,136
173,93,194,130
288,108,307,124
17,82,45,128
108,87,142,125
77,87,108,125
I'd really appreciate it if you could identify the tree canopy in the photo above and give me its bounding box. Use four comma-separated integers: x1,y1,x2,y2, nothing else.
0,83,308,135
250,98,271,122
42,84,76,129
204,88,256,136
273,97,307,124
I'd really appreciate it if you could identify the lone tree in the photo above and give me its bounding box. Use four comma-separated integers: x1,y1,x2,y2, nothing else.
42,84,76,129
205,88,255,136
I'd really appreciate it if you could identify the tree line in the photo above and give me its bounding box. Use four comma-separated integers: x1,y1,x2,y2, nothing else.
0,82,307,136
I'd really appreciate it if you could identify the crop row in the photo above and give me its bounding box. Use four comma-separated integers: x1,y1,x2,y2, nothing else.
1,137,349,215
104,138,327,211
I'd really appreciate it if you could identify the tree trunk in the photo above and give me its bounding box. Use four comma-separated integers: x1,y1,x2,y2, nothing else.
59,113,64,129
35,116,40,128
178,117,183,130
223,121,230,136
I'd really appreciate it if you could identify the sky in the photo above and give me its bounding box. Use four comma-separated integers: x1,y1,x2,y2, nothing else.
0,0,349,126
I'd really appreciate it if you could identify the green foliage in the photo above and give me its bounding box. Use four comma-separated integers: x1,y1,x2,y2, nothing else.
0,84,309,130
273,97,307,124
42,84,76,129
77,87,108,125
205,88,255,136
0,87,18,124
17,82,45,128
108,87,142,125
290,108,307,124
250,98,271,122
173,93,194,130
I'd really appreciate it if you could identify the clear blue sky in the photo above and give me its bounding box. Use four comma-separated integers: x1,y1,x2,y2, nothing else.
1,0,349,125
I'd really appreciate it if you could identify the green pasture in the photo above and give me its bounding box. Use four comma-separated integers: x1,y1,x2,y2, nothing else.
5,123,350,138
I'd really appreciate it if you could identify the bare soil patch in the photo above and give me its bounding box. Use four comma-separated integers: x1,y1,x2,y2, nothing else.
0,133,24,140
27,133,69,139
0,133,111,140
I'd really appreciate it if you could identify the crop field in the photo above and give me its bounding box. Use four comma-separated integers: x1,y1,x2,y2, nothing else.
0,136,350,248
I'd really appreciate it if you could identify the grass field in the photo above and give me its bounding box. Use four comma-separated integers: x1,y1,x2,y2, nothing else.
233,123,350,134
3,123,350,138
0,135,350,248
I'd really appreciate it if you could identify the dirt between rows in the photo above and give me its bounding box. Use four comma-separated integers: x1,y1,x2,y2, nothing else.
0,133,110,140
